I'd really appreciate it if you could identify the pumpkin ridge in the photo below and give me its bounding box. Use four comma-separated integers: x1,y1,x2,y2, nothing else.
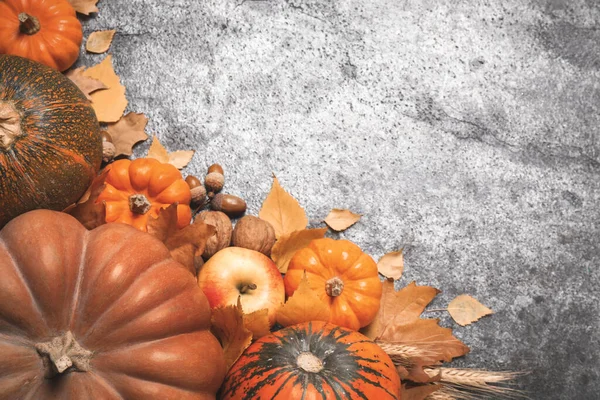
67,229,90,331
88,371,126,400
79,258,175,342
0,238,49,335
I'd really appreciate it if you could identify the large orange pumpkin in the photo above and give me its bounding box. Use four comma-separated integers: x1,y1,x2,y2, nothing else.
220,321,401,399
0,54,102,228
97,158,192,232
0,0,82,71
0,210,226,399
284,238,382,330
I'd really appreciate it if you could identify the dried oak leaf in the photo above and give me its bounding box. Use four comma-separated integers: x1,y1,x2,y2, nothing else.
243,308,271,340
276,272,330,327
66,169,108,230
68,0,99,15
270,228,328,273
147,135,195,169
401,384,441,400
378,250,405,281
65,67,107,100
447,294,493,326
211,297,253,371
147,204,215,275
82,55,127,123
362,281,469,383
324,208,361,231
105,112,149,157
86,30,116,54
259,175,308,238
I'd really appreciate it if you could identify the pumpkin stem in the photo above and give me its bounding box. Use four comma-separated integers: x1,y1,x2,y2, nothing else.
0,101,22,151
129,194,152,214
239,283,257,294
296,352,324,373
325,276,344,297
18,13,41,35
35,331,93,378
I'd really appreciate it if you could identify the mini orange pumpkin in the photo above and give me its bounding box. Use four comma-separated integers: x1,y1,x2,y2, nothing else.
96,158,192,232
0,0,83,72
284,238,382,330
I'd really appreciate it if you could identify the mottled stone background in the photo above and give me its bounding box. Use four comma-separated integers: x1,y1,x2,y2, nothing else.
77,0,600,398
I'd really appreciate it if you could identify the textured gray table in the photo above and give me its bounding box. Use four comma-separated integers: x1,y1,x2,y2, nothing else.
77,1,600,398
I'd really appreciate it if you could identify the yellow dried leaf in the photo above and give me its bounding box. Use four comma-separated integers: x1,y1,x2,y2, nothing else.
82,55,127,122
270,228,328,273
243,308,271,340
105,112,149,157
259,176,308,238
68,0,99,15
211,298,253,371
324,208,361,231
378,250,404,280
86,30,116,54
67,169,108,230
276,273,330,327
147,136,195,169
447,294,493,326
401,384,441,400
65,67,107,100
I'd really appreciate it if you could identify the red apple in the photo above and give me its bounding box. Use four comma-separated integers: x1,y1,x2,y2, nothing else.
198,246,284,325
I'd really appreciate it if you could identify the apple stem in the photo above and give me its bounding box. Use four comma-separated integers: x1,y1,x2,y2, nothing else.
239,283,257,294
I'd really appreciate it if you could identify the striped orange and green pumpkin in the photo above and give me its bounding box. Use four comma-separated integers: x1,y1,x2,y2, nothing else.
0,54,102,228
219,321,401,399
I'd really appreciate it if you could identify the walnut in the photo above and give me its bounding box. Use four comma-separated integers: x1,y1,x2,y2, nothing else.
232,215,276,256
197,211,232,259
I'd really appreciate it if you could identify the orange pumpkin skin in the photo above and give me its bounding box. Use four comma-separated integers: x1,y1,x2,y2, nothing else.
220,321,401,399
0,210,226,399
97,158,192,232
0,0,82,71
0,54,102,228
284,238,382,330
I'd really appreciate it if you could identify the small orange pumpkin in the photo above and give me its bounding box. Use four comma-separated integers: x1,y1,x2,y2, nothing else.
0,0,83,72
284,238,382,330
97,158,192,232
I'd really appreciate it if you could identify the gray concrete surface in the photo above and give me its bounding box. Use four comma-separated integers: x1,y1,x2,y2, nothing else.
77,0,600,398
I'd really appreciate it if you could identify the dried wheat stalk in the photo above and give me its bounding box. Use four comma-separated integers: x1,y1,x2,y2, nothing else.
423,368,527,399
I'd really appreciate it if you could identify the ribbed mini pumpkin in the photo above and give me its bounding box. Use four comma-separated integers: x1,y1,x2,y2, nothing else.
219,321,401,399
0,54,102,228
0,0,82,71
284,238,383,330
0,210,226,399
96,158,192,232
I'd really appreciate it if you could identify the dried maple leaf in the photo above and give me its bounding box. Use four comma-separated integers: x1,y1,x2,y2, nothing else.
362,281,469,383
105,112,149,157
259,175,308,238
324,208,361,231
447,294,493,326
68,0,99,15
242,308,271,340
270,228,328,273
211,298,253,371
378,250,405,281
86,30,116,54
363,281,439,340
82,55,127,123
400,384,441,400
276,273,330,327
67,169,108,230
147,204,215,274
147,135,195,169
65,67,107,100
